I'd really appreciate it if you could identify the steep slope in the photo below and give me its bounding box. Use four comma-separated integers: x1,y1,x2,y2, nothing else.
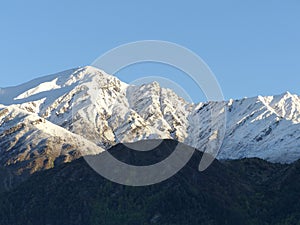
0,104,103,184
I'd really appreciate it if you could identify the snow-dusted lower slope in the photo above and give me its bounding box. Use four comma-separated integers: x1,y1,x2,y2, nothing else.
0,66,300,176
0,104,103,175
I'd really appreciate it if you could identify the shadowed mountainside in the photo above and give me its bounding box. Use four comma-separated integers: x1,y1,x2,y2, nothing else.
0,140,299,225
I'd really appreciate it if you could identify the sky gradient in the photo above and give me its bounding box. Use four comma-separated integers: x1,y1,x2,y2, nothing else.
0,0,299,102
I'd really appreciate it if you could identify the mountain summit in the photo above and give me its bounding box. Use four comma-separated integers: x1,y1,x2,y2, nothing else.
0,66,300,177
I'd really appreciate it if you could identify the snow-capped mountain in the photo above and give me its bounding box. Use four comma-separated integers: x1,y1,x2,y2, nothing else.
0,66,300,176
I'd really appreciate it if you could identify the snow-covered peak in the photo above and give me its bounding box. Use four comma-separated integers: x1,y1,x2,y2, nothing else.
0,66,300,176
0,66,122,105
254,92,300,123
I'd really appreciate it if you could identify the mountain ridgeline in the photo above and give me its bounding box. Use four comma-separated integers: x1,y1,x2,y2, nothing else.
0,66,300,179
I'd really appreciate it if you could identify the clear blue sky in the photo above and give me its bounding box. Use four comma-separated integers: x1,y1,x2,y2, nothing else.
0,0,299,102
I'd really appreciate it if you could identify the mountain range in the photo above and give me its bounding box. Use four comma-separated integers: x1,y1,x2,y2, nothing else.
1,66,300,224
0,66,300,179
